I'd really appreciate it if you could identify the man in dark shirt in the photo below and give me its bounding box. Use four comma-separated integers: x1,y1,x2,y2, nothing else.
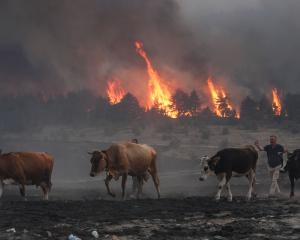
255,135,287,196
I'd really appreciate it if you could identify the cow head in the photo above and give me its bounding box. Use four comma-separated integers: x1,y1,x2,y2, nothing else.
199,155,220,181
287,150,300,167
88,150,108,177
199,155,214,181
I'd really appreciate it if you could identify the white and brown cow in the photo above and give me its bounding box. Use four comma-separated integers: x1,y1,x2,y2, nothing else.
0,151,54,200
89,142,160,199
199,146,258,201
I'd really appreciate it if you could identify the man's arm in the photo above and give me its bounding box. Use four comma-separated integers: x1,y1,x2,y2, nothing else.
254,140,264,151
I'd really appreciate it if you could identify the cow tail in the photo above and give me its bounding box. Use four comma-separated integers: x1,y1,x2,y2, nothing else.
45,155,54,191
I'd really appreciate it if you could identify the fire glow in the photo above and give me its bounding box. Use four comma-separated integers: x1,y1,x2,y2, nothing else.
105,42,247,119
134,41,177,118
272,88,282,116
107,79,126,104
207,78,238,118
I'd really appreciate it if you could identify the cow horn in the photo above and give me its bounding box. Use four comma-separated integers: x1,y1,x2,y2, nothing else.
87,151,93,155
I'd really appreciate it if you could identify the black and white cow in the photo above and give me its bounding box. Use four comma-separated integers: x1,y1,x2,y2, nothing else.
286,149,300,198
199,146,258,201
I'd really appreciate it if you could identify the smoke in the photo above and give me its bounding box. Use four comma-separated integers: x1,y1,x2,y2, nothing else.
180,0,300,97
0,0,206,100
0,0,299,101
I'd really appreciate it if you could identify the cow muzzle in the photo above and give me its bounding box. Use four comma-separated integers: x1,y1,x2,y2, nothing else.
90,172,96,177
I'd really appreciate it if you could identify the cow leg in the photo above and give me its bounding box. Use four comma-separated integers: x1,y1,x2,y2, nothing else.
0,180,3,198
251,175,257,198
131,176,138,198
105,174,115,198
225,182,233,202
121,173,128,200
40,183,49,200
225,173,232,202
289,174,295,198
215,174,226,201
19,184,26,200
246,170,255,201
150,171,160,199
136,176,144,199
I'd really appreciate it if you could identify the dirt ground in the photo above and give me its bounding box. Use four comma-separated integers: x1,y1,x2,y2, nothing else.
0,125,299,239
0,196,299,240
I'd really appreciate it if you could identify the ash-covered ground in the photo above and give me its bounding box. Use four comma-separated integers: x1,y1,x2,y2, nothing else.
0,125,299,239
0,196,299,240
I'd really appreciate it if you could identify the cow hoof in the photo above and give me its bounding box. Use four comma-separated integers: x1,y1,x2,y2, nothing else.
227,198,233,202
129,194,136,199
215,198,220,202
109,193,116,198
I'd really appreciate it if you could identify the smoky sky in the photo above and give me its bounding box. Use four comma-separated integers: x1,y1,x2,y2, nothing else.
0,0,299,100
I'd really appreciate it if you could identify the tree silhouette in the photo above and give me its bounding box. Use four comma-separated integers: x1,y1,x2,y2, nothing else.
240,96,259,120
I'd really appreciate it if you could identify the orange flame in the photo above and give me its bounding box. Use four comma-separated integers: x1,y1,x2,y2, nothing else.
207,78,238,118
135,41,177,118
106,79,126,104
272,88,282,116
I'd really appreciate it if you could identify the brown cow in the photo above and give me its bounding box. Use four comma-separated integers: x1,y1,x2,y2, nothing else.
0,152,54,200
89,142,160,199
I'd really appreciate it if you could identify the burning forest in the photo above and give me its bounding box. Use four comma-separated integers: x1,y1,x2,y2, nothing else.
1,1,300,240
100,40,288,122
0,0,299,130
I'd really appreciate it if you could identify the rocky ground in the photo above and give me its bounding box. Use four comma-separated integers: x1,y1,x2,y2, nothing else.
0,196,299,240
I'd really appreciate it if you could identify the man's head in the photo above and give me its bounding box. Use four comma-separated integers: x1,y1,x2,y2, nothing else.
270,135,277,145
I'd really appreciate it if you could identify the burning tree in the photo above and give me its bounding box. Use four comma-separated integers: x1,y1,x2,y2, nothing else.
107,79,126,105
217,96,237,119
171,89,200,117
272,88,282,116
135,41,177,118
207,78,238,118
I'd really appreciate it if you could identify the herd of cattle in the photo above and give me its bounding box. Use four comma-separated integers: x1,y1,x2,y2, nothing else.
0,142,299,201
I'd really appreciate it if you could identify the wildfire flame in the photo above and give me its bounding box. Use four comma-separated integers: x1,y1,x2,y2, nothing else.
207,78,238,118
135,41,177,118
106,79,126,104
272,88,282,116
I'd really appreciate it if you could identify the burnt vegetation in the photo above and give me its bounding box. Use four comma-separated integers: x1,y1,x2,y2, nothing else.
0,89,299,133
